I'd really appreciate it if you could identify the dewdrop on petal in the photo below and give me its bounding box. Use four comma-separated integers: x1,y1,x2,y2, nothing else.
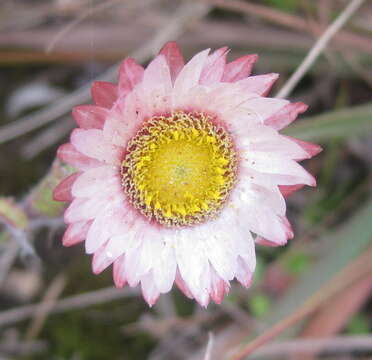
53,42,321,306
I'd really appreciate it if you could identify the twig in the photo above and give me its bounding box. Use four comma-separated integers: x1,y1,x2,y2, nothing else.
203,0,372,55
46,0,123,53
228,245,372,360
0,2,52,32
203,332,215,360
0,239,19,287
21,117,74,159
221,299,254,329
3,224,35,258
0,286,139,328
24,273,67,341
149,308,212,360
0,0,210,144
298,275,372,359
28,217,65,232
248,336,372,359
0,340,47,357
276,0,366,98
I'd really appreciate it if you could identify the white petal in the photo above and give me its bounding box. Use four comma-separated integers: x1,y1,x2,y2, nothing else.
71,165,120,198
237,124,308,160
173,49,210,107
64,195,110,224
234,173,286,215
141,270,160,306
229,190,290,244
242,97,289,123
104,90,146,146
175,228,210,304
141,54,173,115
152,234,177,293
202,222,237,282
92,242,117,274
209,265,230,304
235,256,253,287
125,244,144,287
241,152,316,186
235,231,256,272
85,199,129,254
113,255,127,288
104,214,145,258
71,128,123,164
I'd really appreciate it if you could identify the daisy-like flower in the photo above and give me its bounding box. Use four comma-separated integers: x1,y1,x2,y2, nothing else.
54,42,321,306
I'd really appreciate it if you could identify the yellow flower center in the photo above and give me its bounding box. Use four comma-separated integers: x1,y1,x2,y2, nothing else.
121,111,236,227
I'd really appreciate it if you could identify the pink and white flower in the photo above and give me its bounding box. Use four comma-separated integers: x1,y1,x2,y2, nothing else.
54,42,321,306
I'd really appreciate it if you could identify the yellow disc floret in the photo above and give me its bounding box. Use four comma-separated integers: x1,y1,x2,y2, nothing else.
121,111,237,227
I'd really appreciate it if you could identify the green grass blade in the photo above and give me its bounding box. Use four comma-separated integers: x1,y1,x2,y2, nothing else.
283,102,372,141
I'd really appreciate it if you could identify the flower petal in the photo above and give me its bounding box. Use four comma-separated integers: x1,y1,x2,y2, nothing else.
222,54,258,82
71,128,123,164
71,165,120,198
53,172,80,202
230,182,291,244
242,152,316,186
209,266,229,304
159,41,184,83
92,242,116,274
202,221,238,282
72,105,109,129
175,228,210,306
235,257,253,288
234,172,286,214
140,54,172,116
255,217,293,246
279,184,304,197
265,102,308,130
104,88,148,147
85,199,130,254
113,255,127,288
237,73,279,96
200,47,228,85
62,220,91,247
175,270,194,299
284,136,323,159
237,124,309,160
151,235,177,293
242,97,289,123
64,197,104,225
118,57,144,96
91,81,118,109
57,143,101,170
173,49,210,107
141,270,160,306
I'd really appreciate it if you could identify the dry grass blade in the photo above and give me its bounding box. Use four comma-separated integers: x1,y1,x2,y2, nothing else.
0,340,47,357
46,0,123,54
0,286,139,328
300,275,372,337
276,0,366,98
0,1,210,144
203,333,215,360
24,273,67,341
297,275,372,360
21,117,74,159
204,0,372,55
0,239,19,287
248,336,372,359
228,244,372,360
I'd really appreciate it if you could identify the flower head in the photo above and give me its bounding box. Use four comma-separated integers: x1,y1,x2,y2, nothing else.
54,42,321,306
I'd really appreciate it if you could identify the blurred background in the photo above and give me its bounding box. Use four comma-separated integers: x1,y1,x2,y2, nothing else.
0,0,372,359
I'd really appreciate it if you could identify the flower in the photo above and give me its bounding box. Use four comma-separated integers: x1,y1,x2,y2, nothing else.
54,42,321,306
